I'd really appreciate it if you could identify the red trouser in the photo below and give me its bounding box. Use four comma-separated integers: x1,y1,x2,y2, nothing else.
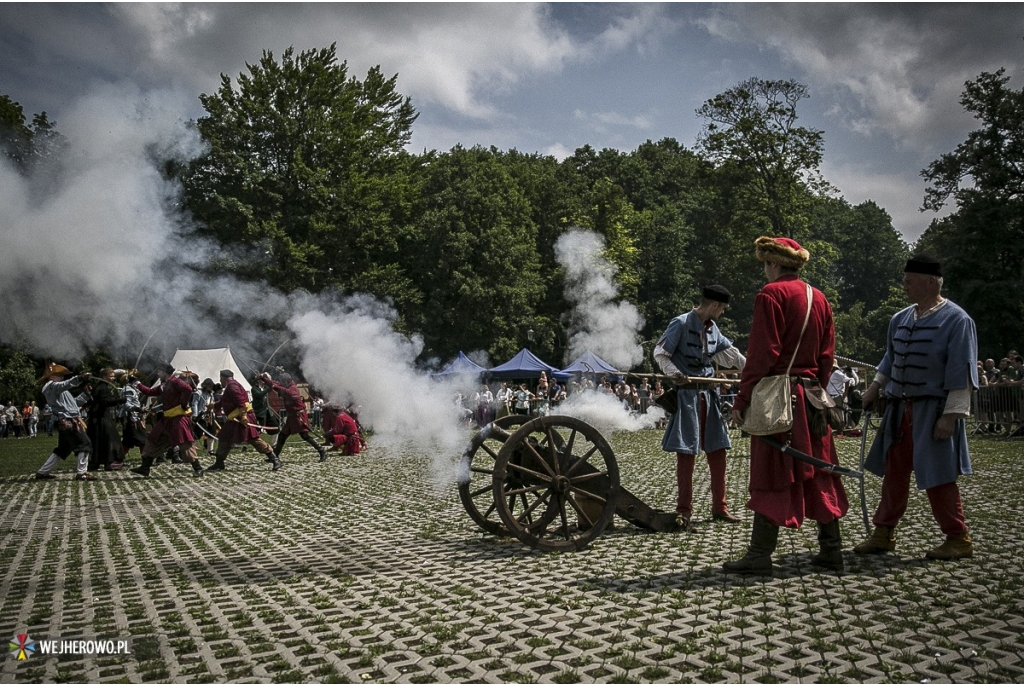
676,395,728,518
873,404,967,537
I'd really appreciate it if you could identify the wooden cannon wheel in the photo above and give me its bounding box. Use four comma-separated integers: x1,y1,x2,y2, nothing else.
492,415,620,552
457,415,532,536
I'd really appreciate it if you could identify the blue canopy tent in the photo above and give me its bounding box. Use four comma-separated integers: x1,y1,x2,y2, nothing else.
488,348,570,381
559,350,619,376
433,351,488,378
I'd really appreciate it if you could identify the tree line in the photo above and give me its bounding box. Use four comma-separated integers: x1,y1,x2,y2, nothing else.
3,45,1021,398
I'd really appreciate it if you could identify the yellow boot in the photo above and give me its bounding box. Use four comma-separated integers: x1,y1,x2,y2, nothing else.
925,532,973,560
853,525,896,554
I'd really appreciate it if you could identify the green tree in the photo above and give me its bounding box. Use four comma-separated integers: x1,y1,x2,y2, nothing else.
920,69,1024,357
610,139,708,353
0,349,39,404
406,145,545,363
1,94,65,173
180,44,420,297
809,196,909,311
696,77,830,237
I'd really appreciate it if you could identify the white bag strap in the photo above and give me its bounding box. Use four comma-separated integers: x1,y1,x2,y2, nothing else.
783,284,814,376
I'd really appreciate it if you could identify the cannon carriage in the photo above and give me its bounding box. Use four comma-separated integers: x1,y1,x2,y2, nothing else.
457,415,682,551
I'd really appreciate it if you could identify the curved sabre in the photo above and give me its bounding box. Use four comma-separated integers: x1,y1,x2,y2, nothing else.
133,328,160,371
858,410,873,536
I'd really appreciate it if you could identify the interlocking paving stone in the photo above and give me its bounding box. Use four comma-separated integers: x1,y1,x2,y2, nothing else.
1,429,1023,683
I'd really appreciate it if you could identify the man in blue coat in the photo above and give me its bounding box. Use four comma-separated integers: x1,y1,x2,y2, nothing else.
655,285,746,528
856,255,978,560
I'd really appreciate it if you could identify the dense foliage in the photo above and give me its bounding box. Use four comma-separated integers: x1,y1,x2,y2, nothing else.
27,45,1017,392
919,69,1024,359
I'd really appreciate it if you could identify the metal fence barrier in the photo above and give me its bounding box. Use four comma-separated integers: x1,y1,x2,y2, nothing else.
972,385,1024,436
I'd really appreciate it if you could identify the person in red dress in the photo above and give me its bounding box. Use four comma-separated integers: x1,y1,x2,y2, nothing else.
725,236,849,575
131,364,204,478
261,371,328,463
207,369,279,471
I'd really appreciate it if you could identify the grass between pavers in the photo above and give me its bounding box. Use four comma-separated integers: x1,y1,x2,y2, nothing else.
1,428,1022,684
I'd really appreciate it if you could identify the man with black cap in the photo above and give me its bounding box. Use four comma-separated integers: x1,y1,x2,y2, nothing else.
130,364,204,478
35,363,95,481
654,284,746,529
855,255,978,560
207,369,279,471
261,371,328,463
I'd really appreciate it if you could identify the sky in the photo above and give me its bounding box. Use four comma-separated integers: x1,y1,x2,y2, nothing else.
2,3,1023,242
3,3,1023,243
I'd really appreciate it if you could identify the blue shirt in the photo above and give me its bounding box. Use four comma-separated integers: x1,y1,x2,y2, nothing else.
42,377,86,419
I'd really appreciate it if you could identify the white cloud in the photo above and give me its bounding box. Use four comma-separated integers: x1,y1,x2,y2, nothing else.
543,142,574,161
822,159,950,243
573,109,655,134
697,4,1015,152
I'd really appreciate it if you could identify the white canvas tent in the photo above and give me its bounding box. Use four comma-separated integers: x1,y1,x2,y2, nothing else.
169,348,251,393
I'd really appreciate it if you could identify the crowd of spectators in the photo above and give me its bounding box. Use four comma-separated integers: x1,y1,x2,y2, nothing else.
1,400,45,439
454,372,678,428
975,350,1024,436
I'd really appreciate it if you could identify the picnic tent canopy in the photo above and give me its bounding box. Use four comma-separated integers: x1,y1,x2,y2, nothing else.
434,351,488,377
169,347,251,393
559,350,619,376
488,348,570,381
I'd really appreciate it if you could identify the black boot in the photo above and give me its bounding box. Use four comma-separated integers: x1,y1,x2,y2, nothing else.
170,446,183,464
191,460,204,478
811,519,844,572
207,456,226,472
131,455,155,478
267,437,283,463
722,513,779,575
271,454,282,471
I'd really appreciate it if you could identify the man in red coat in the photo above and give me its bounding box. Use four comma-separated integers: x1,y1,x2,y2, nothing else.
261,372,328,463
131,364,204,478
323,403,366,455
725,236,849,575
207,369,279,471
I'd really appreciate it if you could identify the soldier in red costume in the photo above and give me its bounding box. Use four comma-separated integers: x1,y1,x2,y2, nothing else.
322,403,366,456
261,371,328,463
725,236,849,575
130,364,204,478
207,369,279,471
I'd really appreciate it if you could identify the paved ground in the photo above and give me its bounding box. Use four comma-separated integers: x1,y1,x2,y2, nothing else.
1,426,1022,683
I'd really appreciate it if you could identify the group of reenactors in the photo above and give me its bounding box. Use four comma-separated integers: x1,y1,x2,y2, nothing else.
33,235,978,575
656,236,978,574
33,363,366,481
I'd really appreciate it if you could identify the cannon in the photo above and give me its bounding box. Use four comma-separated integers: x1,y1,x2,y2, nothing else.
457,414,681,552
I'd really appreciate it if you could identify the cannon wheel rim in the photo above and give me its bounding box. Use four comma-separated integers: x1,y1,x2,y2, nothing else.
458,415,532,536
492,415,620,552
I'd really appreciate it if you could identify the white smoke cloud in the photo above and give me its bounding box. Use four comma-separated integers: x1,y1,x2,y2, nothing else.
0,85,474,486
554,227,644,370
287,298,470,485
551,389,662,435
0,87,661,486
0,84,214,363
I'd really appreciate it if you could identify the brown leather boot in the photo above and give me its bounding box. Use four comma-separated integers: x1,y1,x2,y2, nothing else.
853,525,896,554
925,532,973,560
722,513,778,575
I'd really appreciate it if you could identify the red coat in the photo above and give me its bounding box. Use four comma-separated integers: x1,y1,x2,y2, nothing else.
735,274,848,528
138,375,196,446
216,378,261,446
327,412,364,455
269,380,311,433
321,404,340,434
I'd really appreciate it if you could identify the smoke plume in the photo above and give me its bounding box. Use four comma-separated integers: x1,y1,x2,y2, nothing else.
554,227,644,370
